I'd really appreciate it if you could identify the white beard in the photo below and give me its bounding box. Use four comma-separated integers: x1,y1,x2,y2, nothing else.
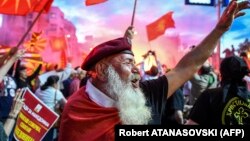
105,65,152,125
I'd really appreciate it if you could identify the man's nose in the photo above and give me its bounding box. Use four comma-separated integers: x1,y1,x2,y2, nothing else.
132,66,139,74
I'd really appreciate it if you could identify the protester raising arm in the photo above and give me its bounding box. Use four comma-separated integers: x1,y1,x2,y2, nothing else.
0,48,25,83
166,0,250,98
3,89,25,137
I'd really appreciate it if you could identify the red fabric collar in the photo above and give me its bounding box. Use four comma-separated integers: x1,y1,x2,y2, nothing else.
59,86,121,141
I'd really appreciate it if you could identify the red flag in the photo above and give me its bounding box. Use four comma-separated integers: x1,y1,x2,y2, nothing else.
59,50,67,69
23,32,47,52
146,11,175,41
85,0,107,6
0,0,53,15
50,36,67,52
33,0,53,13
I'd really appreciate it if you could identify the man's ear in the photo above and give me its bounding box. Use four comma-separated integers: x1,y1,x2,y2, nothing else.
95,62,108,82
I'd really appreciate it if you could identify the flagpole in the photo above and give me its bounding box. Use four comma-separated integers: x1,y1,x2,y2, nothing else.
217,0,221,70
12,1,51,77
131,0,138,26
15,1,51,49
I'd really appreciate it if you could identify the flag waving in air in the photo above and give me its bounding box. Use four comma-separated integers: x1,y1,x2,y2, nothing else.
146,11,175,41
23,31,47,52
85,0,108,6
0,0,53,15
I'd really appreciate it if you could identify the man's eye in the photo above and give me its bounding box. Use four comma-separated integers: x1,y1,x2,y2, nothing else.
123,60,135,65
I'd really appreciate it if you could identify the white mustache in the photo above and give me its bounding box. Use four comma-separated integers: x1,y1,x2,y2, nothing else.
131,73,141,81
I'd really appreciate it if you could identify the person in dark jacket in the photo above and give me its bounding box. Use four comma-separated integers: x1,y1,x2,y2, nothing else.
186,56,250,125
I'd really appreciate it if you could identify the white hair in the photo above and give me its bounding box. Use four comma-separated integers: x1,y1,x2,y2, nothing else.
105,65,152,125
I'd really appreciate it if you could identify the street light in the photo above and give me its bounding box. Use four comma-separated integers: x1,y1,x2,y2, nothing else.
66,34,71,38
65,34,71,57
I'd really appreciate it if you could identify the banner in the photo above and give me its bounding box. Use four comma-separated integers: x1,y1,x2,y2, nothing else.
14,89,59,141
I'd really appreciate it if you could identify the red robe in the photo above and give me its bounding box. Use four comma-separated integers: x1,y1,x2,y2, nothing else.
58,86,121,141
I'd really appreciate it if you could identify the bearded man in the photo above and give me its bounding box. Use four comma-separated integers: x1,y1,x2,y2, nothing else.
59,1,250,140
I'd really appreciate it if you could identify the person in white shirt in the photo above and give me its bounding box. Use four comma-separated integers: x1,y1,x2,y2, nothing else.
35,75,67,141
140,50,162,81
37,63,73,89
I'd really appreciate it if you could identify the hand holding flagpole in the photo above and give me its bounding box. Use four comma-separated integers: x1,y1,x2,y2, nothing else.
124,0,138,41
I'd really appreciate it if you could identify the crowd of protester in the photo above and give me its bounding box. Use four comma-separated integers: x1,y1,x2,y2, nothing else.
0,48,87,141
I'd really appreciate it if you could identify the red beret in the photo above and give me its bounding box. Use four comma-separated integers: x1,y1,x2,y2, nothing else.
81,37,134,70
